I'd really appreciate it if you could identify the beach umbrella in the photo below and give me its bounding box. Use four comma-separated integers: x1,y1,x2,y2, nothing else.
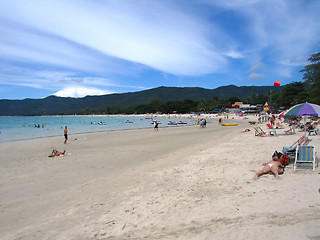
283,102,320,119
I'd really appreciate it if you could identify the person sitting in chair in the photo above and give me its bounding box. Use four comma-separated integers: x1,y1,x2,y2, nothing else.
253,156,284,180
308,122,318,135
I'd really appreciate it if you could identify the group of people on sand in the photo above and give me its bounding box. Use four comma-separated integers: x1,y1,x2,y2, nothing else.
253,119,319,180
199,119,206,128
50,122,289,180
300,121,318,134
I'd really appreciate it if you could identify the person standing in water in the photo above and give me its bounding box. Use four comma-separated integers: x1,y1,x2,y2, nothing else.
64,126,68,144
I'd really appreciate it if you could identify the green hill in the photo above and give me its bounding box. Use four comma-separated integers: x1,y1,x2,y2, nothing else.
0,85,281,115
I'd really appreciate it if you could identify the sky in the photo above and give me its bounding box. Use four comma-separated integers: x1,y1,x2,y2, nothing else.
0,0,320,100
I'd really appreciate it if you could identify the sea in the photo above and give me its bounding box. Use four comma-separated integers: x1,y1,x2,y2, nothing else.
0,115,198,143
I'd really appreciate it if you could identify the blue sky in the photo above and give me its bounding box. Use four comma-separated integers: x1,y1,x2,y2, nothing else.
1,0,320,99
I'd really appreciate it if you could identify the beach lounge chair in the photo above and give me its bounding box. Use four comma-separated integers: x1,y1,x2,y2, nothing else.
254,127,268,137
294,146,317,171
284,126,296,135
302,138,312,146
308,127,318,136
283,136,309,164
282,135,306,153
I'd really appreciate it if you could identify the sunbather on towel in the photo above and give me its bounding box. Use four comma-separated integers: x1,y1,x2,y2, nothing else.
253,156,284,180
48,148,66,157
241,129,251,133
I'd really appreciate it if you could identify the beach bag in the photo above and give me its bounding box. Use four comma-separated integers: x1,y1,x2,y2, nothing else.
280,154,289,166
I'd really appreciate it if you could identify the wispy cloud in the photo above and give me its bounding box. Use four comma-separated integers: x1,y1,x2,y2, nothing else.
247,73,266,81
208,0,320,64
0,0,228,76
248,62,266,73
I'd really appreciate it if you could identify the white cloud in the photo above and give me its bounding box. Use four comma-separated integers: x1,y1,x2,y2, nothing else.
247,73,266,80
54,87,112,98
0,66,124,91
224,49,244,59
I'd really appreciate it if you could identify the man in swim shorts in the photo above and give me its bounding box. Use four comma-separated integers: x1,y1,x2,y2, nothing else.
64,126,68,144
254,156,284,180
154,121,158,131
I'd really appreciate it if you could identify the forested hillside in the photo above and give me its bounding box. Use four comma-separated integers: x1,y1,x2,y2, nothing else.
0,85,281,115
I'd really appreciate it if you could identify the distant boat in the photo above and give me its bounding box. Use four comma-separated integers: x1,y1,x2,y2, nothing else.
126,120,133,123
167,121,177,125
177,121,187,124
91,121,106,125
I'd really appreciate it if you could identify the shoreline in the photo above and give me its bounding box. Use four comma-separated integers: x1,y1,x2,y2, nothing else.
0,123,196,144
0,114,215,144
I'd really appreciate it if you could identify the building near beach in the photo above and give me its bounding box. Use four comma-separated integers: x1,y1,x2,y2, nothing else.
239,104,261,114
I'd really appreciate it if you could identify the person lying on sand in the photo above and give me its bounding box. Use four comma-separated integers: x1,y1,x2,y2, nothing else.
241,129,251,132
253,156,284,180
48,148,66,157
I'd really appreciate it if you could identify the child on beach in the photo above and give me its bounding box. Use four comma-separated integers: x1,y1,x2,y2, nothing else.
253,155,284,180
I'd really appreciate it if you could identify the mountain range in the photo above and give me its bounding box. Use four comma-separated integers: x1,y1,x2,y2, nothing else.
0,85,281,115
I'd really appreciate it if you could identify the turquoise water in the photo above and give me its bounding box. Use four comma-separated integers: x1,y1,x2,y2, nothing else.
0,115,197,143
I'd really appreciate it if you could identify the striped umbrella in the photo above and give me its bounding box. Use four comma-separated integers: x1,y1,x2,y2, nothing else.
284,102,320,118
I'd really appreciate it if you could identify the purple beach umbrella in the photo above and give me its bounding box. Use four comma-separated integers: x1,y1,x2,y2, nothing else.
284,102,320,118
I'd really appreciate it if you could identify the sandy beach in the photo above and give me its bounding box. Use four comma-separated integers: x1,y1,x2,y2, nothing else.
0,115,319,240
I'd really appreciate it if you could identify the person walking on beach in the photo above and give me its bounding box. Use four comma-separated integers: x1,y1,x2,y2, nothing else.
64,126,68,144
154,121,158,131
253,156,283,180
